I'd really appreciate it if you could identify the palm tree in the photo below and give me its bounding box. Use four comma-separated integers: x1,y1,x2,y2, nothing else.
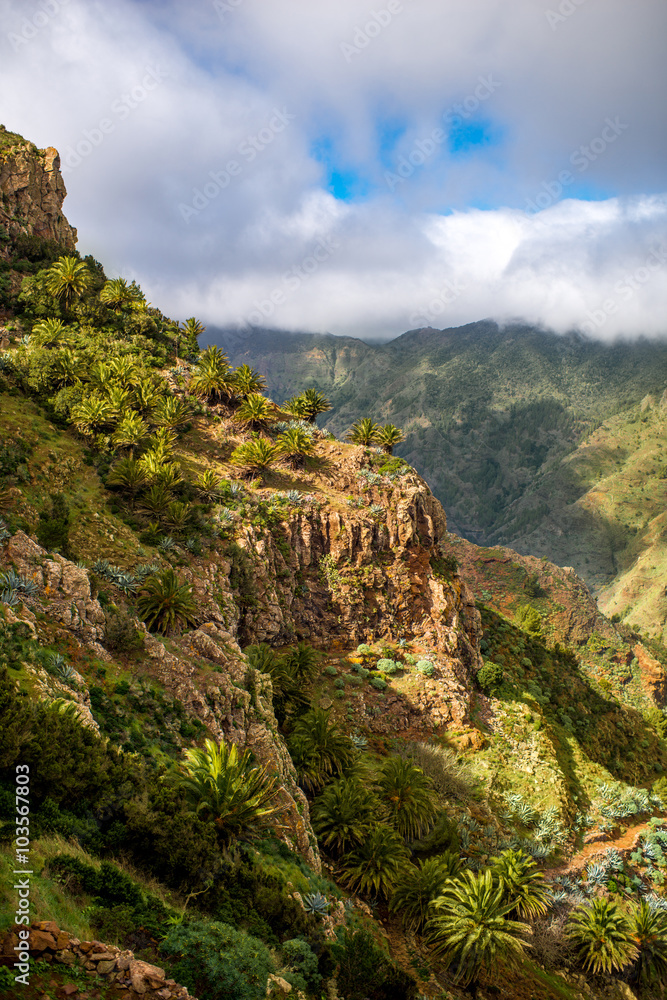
133,380,165,414
163,500,194,533
230,439,281,480
235,393,275,433
376,756,437,840
377,423,405,455
193,470,223,502
287,708,357,793
427,869,530,988
340,823,410,899
106,457,150,505
189,346,236,405
277,427,315,469
52,348,85,387
632,899,667,990
282,642,320,684
347,418,380,446
181,317,205,341
31,318,70,348
311,777,378,855
111,411,149,453
151,395,191,429
136,568,198,635
490,848,550,919
286,388,331,423
171,737,278,848
107,355,143,387
46,256,91,310
70,395,113,437
100,277,143,314
390,853,464,932
137,482,175,519
233,364,267,398
105,384,132,421
566,898,638,975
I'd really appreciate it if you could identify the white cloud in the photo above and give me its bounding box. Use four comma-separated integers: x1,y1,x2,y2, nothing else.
0,0,665,340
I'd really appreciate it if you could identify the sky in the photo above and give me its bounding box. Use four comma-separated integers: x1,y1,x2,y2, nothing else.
1,0,666,341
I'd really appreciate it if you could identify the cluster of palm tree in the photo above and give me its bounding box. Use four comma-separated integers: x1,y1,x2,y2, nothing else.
347,417,405,454
245,642,320,726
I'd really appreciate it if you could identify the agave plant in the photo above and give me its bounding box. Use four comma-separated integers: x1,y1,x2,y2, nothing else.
375,756,438,841
0,588,19,607
171,737,278,848
136,568,198,635
390,853,464,932
311,776,378,855
302,891,330,916
427,869,530,987
339,823,410,899
566,897,638,975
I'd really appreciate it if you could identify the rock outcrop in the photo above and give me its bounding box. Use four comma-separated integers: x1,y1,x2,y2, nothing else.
0,125,77,248
0,921,196,998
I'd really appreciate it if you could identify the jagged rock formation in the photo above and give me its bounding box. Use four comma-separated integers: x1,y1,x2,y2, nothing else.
0,125,77,248
3,530,319,869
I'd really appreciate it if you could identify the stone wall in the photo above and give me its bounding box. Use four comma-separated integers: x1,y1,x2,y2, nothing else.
0,921,196,998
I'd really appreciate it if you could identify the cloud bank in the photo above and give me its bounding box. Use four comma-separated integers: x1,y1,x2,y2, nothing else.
0,0,665,340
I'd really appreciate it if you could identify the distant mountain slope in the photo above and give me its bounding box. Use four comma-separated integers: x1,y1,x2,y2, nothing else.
208,322,667,634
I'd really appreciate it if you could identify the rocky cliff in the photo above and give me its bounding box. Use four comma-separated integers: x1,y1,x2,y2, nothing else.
0,124,77,248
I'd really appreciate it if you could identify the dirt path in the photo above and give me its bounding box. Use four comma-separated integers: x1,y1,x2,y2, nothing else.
542,817,665,879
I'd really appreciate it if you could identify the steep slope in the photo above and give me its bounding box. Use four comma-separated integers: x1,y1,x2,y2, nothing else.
2,130,667,1000
212,322,667,630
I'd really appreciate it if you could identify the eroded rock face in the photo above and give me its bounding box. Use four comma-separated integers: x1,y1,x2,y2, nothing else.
0,135,77,248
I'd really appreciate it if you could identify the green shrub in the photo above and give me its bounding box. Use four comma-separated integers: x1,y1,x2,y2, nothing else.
161,919,274,1000
281,937,321,992
376,658,399,674
477,661,504,695
370,677,387,691
415,659,434,677
324,665,338,676
331,927,417,1000
103,611,145,654
36,492,72,556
